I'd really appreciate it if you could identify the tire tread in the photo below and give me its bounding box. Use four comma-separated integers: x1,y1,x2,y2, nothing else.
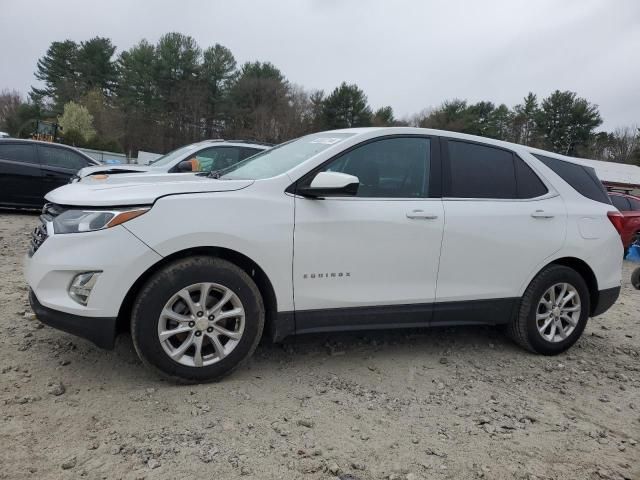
130,256,264,383
508,265,588,355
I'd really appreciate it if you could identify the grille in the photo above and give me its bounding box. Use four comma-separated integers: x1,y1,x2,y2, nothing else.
28,203,63,257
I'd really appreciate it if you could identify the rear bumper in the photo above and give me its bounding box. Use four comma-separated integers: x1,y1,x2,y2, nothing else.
29,289,116,349
592,286,621,317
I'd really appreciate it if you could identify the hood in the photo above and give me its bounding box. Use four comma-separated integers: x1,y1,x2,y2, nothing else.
46,174,254,207
76,164,154,178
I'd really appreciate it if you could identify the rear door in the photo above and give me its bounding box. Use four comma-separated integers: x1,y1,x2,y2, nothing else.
0,142,42,207
37,144,91,195
435,139,566,323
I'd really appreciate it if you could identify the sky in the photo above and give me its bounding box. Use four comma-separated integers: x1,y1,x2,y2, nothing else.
1,0,638,130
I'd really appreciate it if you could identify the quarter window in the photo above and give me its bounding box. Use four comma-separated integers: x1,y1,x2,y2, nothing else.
39,146,87,170
533,154,611,205
446,140,546,199
317,137,431,198
0,143,38,164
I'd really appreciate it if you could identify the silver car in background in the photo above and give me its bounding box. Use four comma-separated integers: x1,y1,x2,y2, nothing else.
73,139,271,181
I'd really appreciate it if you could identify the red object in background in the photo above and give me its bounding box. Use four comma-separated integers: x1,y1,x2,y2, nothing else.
608,191,640,251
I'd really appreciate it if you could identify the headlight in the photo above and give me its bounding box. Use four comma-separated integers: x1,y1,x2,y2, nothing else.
52,207,150,234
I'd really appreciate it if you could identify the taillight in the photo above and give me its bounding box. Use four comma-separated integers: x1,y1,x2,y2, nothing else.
607,211,625,235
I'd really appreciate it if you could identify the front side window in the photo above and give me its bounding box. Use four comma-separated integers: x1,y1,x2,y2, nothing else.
194,147,243,173
150,144,200,167
220,133,355,180
314,137,431,198
39,146,87,170
0,143,37,164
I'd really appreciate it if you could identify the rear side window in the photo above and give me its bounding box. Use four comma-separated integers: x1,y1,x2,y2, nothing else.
610,195,631,211
241,147,262,160
39,146,87,170
0,143,38,164
194,146,242,173
629,197,640,211
445,140,547,199
514,156,548,199
533,154,611,205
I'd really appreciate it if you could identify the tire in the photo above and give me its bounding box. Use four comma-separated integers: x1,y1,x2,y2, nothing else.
131,256,264,382
508,265,590,355
632,267,640,290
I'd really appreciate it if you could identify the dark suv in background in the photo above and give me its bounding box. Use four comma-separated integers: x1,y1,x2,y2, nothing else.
0,139,99,208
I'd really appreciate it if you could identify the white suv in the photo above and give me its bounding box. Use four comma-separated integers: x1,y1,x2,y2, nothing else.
25,128,623,382
72,140,271,180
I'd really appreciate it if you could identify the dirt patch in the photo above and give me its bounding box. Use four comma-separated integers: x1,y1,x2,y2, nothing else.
1,211,638,480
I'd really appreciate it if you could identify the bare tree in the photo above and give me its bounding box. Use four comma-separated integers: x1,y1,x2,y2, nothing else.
606,126,640,164
0,89,22,130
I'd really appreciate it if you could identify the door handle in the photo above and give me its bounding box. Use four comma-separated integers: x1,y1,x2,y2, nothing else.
406,210,438,220
531,210,554,219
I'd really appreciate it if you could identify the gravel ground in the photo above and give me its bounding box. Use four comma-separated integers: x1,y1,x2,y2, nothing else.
1,211,639,480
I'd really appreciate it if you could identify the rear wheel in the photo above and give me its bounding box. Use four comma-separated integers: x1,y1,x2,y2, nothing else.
632,267,640,290
131,256,264,382
508,265,590,355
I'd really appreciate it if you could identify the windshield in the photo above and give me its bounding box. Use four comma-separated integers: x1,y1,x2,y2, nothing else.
219,133,355,180
150,144,202,167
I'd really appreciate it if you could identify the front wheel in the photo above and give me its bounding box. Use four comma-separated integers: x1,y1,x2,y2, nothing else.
131,256,264,382
508,265,590,355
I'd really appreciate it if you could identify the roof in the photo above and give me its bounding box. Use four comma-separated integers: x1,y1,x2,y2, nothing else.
0,138,98,162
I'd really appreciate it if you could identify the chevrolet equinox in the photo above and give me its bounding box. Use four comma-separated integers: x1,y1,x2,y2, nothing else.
25,128,623,382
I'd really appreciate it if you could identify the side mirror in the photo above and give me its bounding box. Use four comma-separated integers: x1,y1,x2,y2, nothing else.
297,171,359,198
176,159,194,172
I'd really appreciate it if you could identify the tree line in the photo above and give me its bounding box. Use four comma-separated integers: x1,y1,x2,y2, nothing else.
0,33,638,164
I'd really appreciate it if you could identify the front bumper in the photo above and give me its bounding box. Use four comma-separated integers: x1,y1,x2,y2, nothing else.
29,289,116,349
24,224,162,318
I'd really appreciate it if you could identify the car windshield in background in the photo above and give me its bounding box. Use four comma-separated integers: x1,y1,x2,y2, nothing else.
219,133,355,180
149,144,200,167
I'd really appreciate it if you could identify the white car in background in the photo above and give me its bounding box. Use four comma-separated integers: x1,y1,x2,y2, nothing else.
25,127,623,382
72,139,271,181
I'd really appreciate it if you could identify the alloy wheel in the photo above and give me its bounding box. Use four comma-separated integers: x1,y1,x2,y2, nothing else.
535,282,581,343
157,282,245,367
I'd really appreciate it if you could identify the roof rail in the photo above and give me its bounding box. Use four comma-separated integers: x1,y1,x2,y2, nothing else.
201,138,274,147
224,139,275,147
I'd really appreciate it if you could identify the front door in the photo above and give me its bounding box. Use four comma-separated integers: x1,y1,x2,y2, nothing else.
292,136,444,333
